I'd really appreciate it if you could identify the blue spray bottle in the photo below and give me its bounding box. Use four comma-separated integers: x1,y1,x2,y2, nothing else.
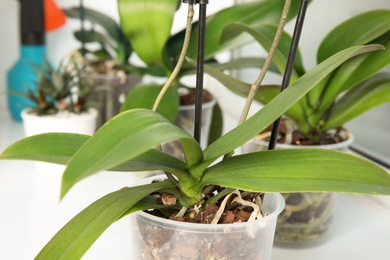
7,0,46,121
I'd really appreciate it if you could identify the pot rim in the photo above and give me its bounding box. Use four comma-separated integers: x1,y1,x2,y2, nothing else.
178,97,216,111
21,107,98,122
252,129,354,150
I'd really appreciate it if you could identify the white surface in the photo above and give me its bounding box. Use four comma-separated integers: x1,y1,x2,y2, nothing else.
1,101,390,260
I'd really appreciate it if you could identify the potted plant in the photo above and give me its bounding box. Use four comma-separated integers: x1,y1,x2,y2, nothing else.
1,1,390,256
63,6,142,126
203,8,390,247
8,56,98,176
65,0,303,143
13,57,98,137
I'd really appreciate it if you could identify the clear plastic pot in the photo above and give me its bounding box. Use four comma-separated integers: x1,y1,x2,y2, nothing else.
129,177,284,259
241,131,353,248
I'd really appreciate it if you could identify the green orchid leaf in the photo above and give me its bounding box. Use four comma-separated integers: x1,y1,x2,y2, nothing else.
318,9,390,62
169,0,301,62
61,109,202,198
203,45,383,161
118,0,178,66
220,22,304,78
322,73,390,131
202,149,390,195
64,7,125,45
207,101,223,145
204,57,280,73
74,30,113,46
0,133,187,173
64,6,131,63
120,83,179,122
36,180,174,260
0,133,89,164
317,42,388,115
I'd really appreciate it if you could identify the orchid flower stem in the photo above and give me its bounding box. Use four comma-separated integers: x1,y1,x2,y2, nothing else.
237,0,292,125
152,4,194,112
152,3,194,185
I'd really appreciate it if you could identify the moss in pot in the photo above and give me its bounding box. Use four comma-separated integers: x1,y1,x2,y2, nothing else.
1,1,390,259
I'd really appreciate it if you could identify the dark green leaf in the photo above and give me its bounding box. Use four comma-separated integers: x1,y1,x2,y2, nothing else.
207,101,223,145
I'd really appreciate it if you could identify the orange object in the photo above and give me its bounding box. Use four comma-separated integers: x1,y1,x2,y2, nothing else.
44,0,66,31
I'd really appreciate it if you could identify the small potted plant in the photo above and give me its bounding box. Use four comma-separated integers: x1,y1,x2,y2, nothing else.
8,55,98,176
13,57,98,137
63,6,142,126
1,0,390,257
204,8,390,247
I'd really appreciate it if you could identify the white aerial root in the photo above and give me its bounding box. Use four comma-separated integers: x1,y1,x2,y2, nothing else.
211,190,264,224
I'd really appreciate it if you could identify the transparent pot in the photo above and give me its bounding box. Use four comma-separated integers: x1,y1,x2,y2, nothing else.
162,98,216,159
130,192,284,259
83,73,141,127
241,131,353,248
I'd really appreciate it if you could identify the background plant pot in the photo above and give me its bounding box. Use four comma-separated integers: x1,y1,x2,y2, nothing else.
83,73,141,127
241,130,354,248
162,97,216,159
129,177,284,259
175,97,216,148
21,108,98,176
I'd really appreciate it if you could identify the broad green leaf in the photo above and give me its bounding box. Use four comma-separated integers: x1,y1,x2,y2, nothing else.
318,9,390,62
220,23,304,78
203,45,383,161
0,133,187,173
169,0,301,61
202,149,390,195
322,73,390,131
120,83,180,122
36,180,174,260
118,0,178,66
0,133,89,164
61,109,202,198
317,42,388,115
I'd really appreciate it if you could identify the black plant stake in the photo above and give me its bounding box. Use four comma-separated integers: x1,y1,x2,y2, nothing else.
193,0,209,144
268,0,310,150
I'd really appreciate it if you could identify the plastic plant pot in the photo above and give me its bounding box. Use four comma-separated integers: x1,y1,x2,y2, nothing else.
241,130,353,248
130,191,284,259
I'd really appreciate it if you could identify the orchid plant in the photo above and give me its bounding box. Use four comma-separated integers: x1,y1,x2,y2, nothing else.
1,1,390,259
